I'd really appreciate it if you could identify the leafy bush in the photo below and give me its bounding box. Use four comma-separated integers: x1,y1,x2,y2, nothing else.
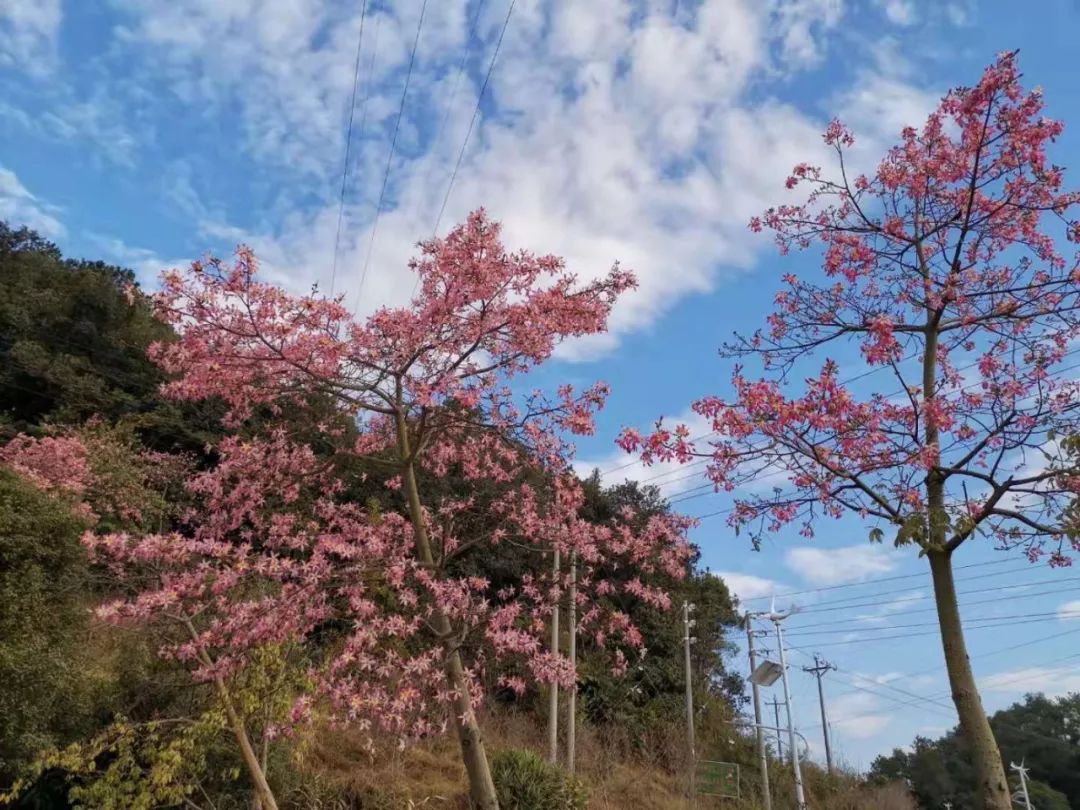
491,749,587,810
0,467,92,783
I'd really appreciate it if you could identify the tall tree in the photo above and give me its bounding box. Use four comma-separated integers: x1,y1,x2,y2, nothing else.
101,211,691,809
619,53,1080,810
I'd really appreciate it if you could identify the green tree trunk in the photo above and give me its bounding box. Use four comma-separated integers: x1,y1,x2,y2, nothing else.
928,551,1010,810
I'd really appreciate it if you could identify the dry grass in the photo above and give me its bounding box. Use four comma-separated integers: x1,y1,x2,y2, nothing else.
290,708,913,810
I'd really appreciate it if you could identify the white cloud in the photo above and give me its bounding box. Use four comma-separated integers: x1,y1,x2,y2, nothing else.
85,234,189,285
90,0,893,357
715,571,789,603
784,543,903,586
0,0,61,75
769,0,844,68
981,664,1080,697
835,70,940,154
828,691,891,738
876,0,916,26
40,94,142,168
1058,600,1080,622
854,589,925,625
0,165,64,237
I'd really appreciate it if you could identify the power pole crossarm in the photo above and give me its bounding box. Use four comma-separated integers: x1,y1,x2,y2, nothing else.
1010,760,1033,810
802,654,836,775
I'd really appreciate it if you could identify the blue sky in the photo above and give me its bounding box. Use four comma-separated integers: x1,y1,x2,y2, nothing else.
3,0,1080,769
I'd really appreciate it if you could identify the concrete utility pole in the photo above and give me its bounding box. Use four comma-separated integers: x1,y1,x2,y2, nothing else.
683,600,696,761
766,697,786,760
745,616,773,810
1010,760,1033,810
769,607,806,810
548,548,560,764
802,654,836,774
566,551,577,774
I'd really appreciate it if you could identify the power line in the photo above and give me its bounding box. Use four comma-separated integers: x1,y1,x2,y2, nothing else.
785,598,1080,636
820,650,1080,733
783,562,1041,610
329,0,369,298
738,557,1016,603
355,0,429,311
788,579,1080,622
816,625,1080,708
431,0,517,240
408,0,518,304
782,612,1080,649
597,346,1080,508
417,0,489,199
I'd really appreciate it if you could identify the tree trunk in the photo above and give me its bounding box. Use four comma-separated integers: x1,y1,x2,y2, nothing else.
394,407,500,810
213,676,280,810
184,618,279,810
928,550,1010,810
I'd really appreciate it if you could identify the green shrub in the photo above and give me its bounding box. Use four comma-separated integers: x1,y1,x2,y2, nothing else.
491,749,587,810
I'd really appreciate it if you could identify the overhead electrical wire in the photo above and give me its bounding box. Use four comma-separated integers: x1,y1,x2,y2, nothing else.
601,345,1080,513
408,0,518,304
778,612,1080,649
785,579,1080,623
689,352,1080,521
329,0,369,298
417,0,489,200
355,0,430,311
738,557,1016,603
431,0,517,240
779,562,1041,610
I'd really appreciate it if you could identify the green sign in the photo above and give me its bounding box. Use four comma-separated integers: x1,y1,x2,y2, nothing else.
694,760,739,799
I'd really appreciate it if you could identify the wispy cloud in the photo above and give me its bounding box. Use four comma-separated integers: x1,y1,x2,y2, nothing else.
827,692,891,738
1058,599,1080,622
981,664,1080,697
715,571,792,604
853,589,925,625
0,0,62,76
0,165,64,237
784,543,904,587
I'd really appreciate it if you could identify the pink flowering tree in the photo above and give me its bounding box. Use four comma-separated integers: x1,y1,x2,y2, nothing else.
618,53,1080,810
117,210,692,809
0,434,91,504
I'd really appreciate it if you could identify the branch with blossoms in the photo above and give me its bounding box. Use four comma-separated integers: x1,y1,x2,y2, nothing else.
624,53,1080,567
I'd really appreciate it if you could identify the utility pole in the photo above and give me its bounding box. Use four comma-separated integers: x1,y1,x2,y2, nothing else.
765,697,786,759
683,600,696,761
548,548,560,765
1011,760,1033,810
769,607,806,810
802,654,836,774
566,551,577,774
745,616,773,810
